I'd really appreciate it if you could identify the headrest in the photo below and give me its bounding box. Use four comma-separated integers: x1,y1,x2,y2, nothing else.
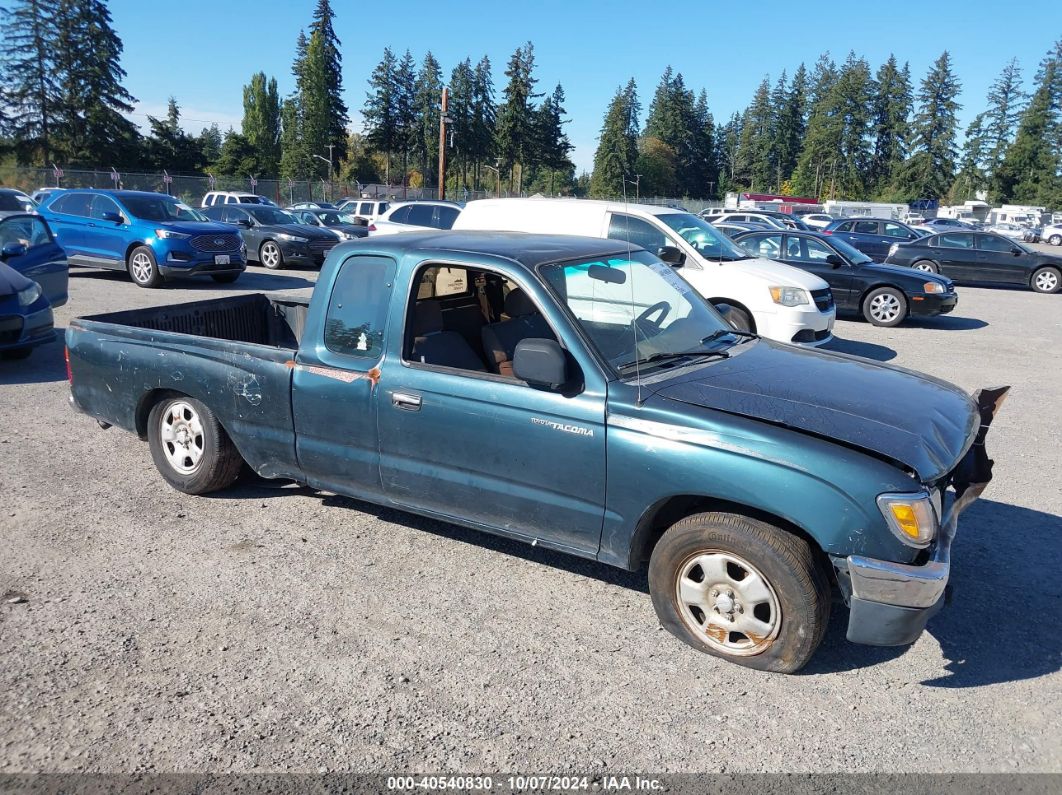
504,288,536,318
413,300,443,335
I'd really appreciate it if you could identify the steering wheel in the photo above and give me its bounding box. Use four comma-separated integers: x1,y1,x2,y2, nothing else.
636,301,671,331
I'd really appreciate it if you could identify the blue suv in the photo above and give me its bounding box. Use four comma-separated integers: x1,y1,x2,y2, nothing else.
40,190,246,288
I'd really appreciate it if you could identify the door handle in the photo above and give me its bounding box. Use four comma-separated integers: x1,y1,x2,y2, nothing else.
391,391,422,411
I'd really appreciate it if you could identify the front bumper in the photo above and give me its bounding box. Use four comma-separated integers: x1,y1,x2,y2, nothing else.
833,385,1009,647
909,291,958,317
160,253,246,277
757,304,836,348
0,303,55,352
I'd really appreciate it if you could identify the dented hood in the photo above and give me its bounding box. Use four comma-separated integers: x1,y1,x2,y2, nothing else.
653,341,979,483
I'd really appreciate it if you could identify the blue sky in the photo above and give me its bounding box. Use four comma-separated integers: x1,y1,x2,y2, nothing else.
111,0,1062,173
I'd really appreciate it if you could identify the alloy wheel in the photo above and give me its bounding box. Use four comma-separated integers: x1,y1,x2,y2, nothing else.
130,251,154,283
1035,270,1059,292
260,242,281,269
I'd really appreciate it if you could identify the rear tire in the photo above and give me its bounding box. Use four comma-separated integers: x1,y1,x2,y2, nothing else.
1031,266,1061,294
1048,234,1061,246
648,512,830,673
147,395,244,494
862,287,907,327
211,273,240,284
127,245,163,288
259,240,283,270
912,260,938,273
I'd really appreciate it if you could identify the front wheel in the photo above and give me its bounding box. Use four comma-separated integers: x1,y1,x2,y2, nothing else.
724,305,753,333
862,287,907,327
1031,266,1061,294
259,241,283,270
147,395,244,494
1048,234,1061,246
127,245,163,288
648,512,830,673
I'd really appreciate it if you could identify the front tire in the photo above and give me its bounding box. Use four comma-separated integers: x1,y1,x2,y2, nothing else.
259,240,283,270
147,396,244,494
127,245,163,288
1031,266,1061,294
648,512,830,673
1048,234,1061,246
912,260,938,273
862,286,907,327
724,305,753,333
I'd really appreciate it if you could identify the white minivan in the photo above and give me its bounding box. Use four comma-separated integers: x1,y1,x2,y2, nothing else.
453,198,835,346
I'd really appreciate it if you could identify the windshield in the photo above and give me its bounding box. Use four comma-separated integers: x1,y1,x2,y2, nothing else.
657,213,750,262
827,236,873,265
541,250,738,376
248,207,298,225
122,196,206,222
317,211,358,226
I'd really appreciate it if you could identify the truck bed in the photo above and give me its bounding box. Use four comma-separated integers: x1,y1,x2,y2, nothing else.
67,293,309,481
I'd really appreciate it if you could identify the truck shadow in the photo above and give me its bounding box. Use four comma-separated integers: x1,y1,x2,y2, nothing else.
0,331,68,385
71,269,317,291
806,498,1062,687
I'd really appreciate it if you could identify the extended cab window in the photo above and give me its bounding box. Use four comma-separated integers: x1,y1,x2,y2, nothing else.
323,256,397,358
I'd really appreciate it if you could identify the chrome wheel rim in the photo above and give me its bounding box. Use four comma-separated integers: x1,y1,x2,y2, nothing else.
1035,271,1058,292
869,293,902,323
914,262,935,272
675,550,781,656
1049,235,1061,246
261,243,280,268
130,251,153,283
160,401,205,474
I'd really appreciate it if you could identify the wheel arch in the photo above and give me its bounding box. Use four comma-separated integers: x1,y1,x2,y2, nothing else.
855,281,909,310
707,297,756,332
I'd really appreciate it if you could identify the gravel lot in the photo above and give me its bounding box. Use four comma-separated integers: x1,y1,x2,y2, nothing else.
1,249,1060,775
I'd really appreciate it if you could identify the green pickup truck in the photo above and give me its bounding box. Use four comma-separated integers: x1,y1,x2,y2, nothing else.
65,232,1007,672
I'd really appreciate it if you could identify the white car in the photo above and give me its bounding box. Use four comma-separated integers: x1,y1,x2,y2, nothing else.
985,222,1034,241
701,210,789,229
902,213,926,226
800,213,834,229
1042,224,1062,246
338,198,391,223
454,198,836,347
369,201,462,236
201,191,275,207
0,188,37,218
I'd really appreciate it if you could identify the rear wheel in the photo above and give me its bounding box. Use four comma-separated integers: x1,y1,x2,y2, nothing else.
147,396,244,494
127,245,163,288
259,240,283,270
648,512,830,673
211,273,241,284
862,287,907,327
912,260,938,273
1048,234,1061,246
1031,266,1061,294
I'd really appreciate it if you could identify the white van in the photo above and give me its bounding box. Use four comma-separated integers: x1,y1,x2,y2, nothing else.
453,198,835,346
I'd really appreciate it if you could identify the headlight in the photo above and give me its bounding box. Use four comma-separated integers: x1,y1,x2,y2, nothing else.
277,233,309,243
768,286,809,307
155,229,189,240
17,282,42,307
888,243,899,256
877,492,937,547
923,282,944,294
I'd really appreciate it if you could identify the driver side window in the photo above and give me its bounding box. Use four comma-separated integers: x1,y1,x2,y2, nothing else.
607,214,669,253
747,234,782,259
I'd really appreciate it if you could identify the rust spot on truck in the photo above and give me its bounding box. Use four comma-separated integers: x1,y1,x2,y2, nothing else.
705,624,728,644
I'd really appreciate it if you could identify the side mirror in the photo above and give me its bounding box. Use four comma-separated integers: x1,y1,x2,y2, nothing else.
0,242,27,261
1011,246,1022,255
825,254,846,268
513,338,568,388
237,218,253,228
101,211,123,224
657,245,686,267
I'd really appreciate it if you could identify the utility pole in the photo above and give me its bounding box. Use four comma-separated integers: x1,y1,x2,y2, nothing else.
438,87,450,201
634,174,642,201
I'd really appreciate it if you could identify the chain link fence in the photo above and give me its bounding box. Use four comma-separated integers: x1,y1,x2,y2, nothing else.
1,166,720,213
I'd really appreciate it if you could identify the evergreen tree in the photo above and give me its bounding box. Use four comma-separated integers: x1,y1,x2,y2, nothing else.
590,80,640,198
308,0,348,162
393,49,417,189
869,55,912,195
144,96,202,171
734,76,774,190
529,83,574,194
1,0,60,164
715,112,743,195
636,136,677,196
791,53,839,197
495,42,540,191
447,58,475,190
984,57,1027,176
993,45,1062,205
774,65,806,188
52,0,139,166
242,72,281,176
198,123,222,164
470,56,496,190
214,128,258,177
832,53,874,198
644,67,703,195
894,51,962,200
413,52,443,189
279,96,306,179
363,48,399,183
690,89,717,198
949,112,990,202
300,31,332,178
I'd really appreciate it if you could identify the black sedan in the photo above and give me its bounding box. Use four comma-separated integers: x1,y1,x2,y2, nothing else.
884,231,1062,294
202,205,338,269
290,208,369,241
821,217,927,259
734,229,957,327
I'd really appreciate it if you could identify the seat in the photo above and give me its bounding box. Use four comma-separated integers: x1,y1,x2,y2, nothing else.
481,289,554,376
409,300,485,371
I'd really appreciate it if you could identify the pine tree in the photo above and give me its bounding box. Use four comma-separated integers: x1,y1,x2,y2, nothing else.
144,97,202,171
774,65,806,188
791,53,839,197
495,42,540,191
984,58,1027,176
590,80,640,198
393,50,417,190
734,76,774,191
1,0,60,164
279,96,306,179
413,52,443,190
716,112,743,195
214,128,257,177
869,55,912,196
198,124,222,164
52,0,139,166
447,58,475,190
894,51,962,200
470,56,496,190
242,72,281,176
832,53,874,198
950,112,990,202
300,31,332,179
363,48,399,183
529,83,574,195
690,89,717,198
644,68,704,196
308,0,348,162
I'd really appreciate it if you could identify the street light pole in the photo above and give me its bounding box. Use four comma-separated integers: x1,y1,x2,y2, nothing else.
438,87,449,201
312,152,333,200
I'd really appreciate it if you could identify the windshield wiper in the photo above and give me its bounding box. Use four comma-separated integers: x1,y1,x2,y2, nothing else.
617,348,729,372
701,329,757,346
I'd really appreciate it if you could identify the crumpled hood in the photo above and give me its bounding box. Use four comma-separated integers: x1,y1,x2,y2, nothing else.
652,340,978,483
0,261,34,297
